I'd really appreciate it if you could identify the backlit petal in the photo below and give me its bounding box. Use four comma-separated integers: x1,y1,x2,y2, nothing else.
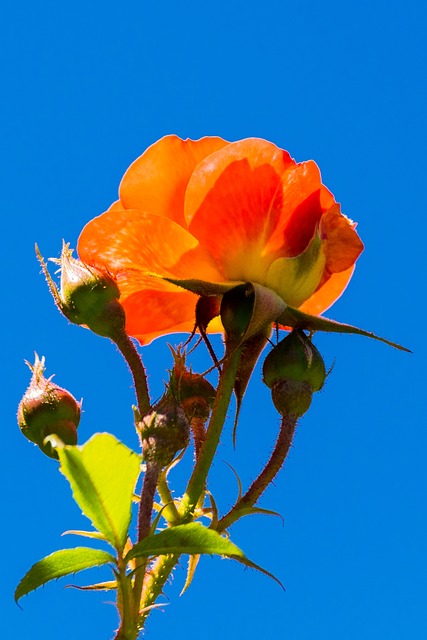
185,139,295,282
264,165,335,257
119,135,228,226
299,266,355,316
320,204,364,274
77,209,223,286
122,289,199,345
266,230,326,307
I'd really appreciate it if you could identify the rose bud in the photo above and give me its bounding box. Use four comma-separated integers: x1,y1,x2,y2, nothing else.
17,354,81,459
168,348,216,458
262,330,326,418
36,242,126,339
169,348,215,421
139,395,190,468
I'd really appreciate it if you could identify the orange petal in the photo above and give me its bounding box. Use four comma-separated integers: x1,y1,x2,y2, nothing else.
77,209,223,289
185,139,296,283
264,165,336,258
123,291,224,345
320,204,364,274
122,289,199,345
185,138,294,225
119,135,229,226
298,266,355,316
108,200,123,211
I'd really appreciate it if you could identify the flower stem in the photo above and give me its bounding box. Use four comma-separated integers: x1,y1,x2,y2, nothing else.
114,557,139,640
133,461,160,618
217,414,297,531
179,345,243,520
138,555,180,629
113,331,151,418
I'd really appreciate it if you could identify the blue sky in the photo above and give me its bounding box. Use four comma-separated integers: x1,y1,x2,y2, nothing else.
2,1,426,638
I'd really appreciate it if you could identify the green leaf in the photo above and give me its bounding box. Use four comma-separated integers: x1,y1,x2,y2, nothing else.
126,522,241,558
56,433,141,551
15,547,115,603
277,306,411,352
126,522,283,588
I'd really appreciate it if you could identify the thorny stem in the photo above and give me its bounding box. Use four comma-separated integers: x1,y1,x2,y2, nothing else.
134,347,243,631
112,329,155,628
190,415,207,460
138,461,160,541
113,331,151,418
217,414,297,532
133,461,160,618
139,555,180,629
179,345,243,520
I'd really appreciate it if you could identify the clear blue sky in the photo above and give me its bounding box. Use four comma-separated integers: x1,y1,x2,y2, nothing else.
3,1,425,638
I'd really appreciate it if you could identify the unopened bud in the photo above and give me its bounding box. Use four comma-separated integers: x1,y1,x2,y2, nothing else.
139,396,190,468
169,348,215,422
262,330,326,418
17,355,81,458
37,242,125,338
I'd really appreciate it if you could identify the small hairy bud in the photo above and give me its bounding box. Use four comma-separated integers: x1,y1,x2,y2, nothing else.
263,330,326,418
17,354,81,458
139,396,190,468
169,348,215,421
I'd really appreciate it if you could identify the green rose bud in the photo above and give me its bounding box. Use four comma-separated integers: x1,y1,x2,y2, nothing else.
262,330,326,418
36,242,126,338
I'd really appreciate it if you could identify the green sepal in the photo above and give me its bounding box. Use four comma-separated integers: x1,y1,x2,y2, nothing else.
61,530,107,541
180,554,201,596
232,330,270,445
206,490,219,528
223,461,243,501
15,547,115,603
225,506,284,525
125,522,283,588
66,580,117,591
54,433,141,552
277,306,410,352
162,277,240,296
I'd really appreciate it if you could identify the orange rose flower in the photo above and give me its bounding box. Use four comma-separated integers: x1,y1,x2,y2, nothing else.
77,136,364,345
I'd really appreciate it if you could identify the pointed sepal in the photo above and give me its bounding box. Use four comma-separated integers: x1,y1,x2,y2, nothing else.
277,306,410,352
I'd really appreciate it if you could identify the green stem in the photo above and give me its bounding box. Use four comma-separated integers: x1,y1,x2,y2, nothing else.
113,331,151,418
114,560,138,640
157,470,181,525
138,555,180,629
179,345,243,520
217,414,297,531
